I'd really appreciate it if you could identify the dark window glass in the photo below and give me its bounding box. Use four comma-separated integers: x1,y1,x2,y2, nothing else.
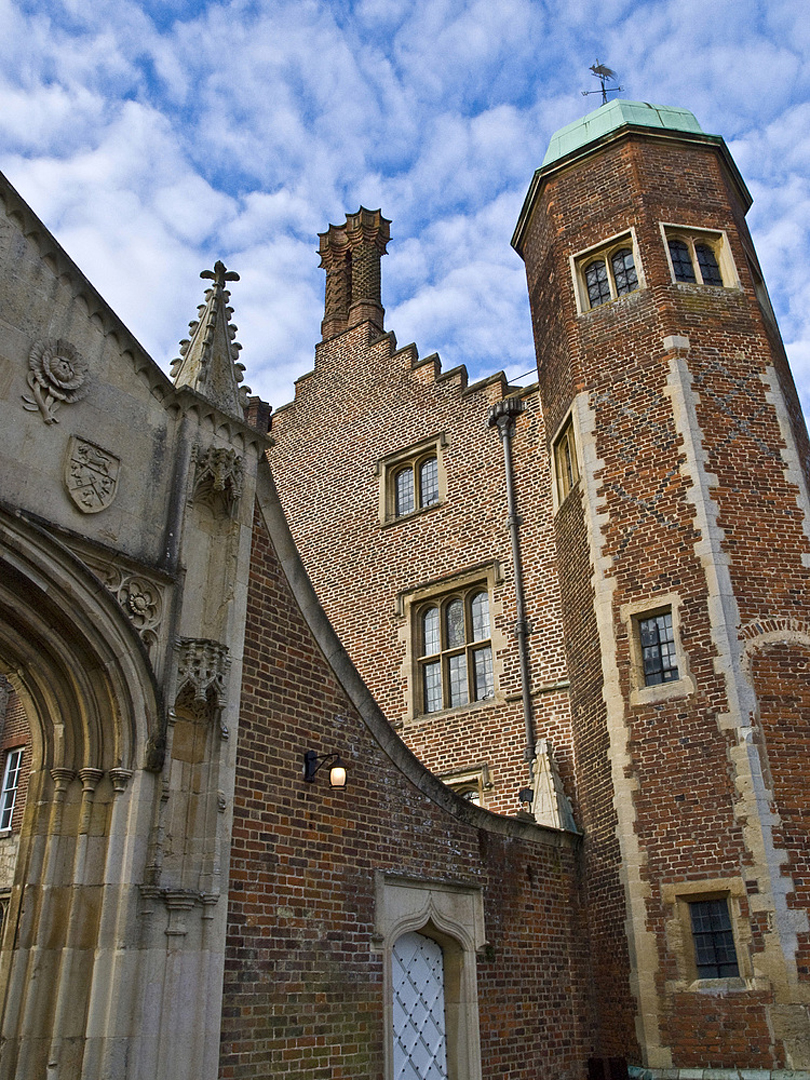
585,259,611,307
689,899,740,979
639,611,679,685
611,248,638,295
669,239,696,282
695,243,722,285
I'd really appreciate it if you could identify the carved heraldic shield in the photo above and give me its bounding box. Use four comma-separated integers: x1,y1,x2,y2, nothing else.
65,436,120,513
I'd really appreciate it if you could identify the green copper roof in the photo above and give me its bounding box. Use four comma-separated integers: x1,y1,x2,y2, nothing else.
542,99,705,167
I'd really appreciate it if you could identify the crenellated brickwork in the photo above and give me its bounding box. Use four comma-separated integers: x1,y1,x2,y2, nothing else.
270,319,574,817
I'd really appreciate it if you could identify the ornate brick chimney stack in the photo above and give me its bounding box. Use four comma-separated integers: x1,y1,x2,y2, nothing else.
318,208,390,339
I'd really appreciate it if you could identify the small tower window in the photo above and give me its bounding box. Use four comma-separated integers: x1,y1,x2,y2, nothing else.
668,239,696,283
638,611,679,686
611,248,638,295
585,259,612,307
689,898,740,979
695,243,723,285
663,227,735,288
573,233,643,312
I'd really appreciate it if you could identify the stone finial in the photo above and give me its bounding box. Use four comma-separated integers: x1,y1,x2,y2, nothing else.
318,208,391,339
170,261,251,417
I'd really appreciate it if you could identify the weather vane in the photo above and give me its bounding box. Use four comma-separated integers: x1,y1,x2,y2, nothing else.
582,61,623,105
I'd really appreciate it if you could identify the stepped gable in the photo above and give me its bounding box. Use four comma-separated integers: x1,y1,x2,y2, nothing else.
170,260,250,417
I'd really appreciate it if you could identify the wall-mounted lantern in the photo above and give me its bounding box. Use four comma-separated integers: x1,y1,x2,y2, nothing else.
303,750,347,788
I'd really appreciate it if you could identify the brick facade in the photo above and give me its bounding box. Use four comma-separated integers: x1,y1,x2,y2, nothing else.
269,106,810,1072
270,321,574,818
219,483,593,1079
516,120,810,1069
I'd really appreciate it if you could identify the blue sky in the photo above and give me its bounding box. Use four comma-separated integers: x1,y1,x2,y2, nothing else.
2,0,809,417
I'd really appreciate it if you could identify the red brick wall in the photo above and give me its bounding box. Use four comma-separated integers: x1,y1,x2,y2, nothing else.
0,683,30,835
269,325,574,816
752,640,810,979
520,130,810,1067
219,501,594,1079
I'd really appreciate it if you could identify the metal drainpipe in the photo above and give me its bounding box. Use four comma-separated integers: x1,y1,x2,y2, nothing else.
487,397,536,786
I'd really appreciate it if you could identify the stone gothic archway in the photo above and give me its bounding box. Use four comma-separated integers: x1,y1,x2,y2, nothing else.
0,507,163,1079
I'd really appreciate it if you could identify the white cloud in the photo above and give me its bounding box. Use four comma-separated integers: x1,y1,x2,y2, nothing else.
0,0,807,420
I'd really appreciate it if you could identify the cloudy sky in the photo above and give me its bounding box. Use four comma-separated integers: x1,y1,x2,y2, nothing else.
2,0,809,418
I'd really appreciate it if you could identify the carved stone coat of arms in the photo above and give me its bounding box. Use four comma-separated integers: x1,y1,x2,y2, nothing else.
65,436,120,513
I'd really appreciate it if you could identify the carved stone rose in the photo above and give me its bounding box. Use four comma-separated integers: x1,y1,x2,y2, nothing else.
22,339,90,424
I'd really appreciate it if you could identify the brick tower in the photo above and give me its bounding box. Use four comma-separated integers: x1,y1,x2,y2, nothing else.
513,100,810,1073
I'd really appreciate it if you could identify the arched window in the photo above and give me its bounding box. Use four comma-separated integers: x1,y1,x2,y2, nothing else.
611,247,638,294
665,230,729,287
668,238,696,282
577,235,641,310
695,242,722,285
585,259,611,307
419,457,439,508
416,588,494,714
389,455,440,519
395,467,415,517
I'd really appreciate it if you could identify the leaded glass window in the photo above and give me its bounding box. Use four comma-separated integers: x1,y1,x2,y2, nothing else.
395,468,415,516
611,248,638,295
419,458,439,508
669,239,696,282
415,587,495,714
689,899,739,979
639,611,679,686
695,242,722,285
391,455,440,518
585,259,611,307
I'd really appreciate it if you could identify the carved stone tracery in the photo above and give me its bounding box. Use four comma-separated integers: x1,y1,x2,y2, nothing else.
175,637,230,733
193,445,244,516
83,560,164,657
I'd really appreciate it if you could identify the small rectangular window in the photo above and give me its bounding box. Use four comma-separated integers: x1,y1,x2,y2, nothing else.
638,611,678,686
689,898,740,979
553,417,579,504
662,225,737,289
0,748,24,831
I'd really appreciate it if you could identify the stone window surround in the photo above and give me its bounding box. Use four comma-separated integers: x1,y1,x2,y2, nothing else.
569,227,645,315
620,594,696,706
660,222,740,290
662,877,756,993
551,410,581,512
438,762,493,807
396,563,505,724
374,871,485,1080
377,432,448,525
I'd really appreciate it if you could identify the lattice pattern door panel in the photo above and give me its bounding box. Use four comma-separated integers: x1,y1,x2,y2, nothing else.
392,931,448,1080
